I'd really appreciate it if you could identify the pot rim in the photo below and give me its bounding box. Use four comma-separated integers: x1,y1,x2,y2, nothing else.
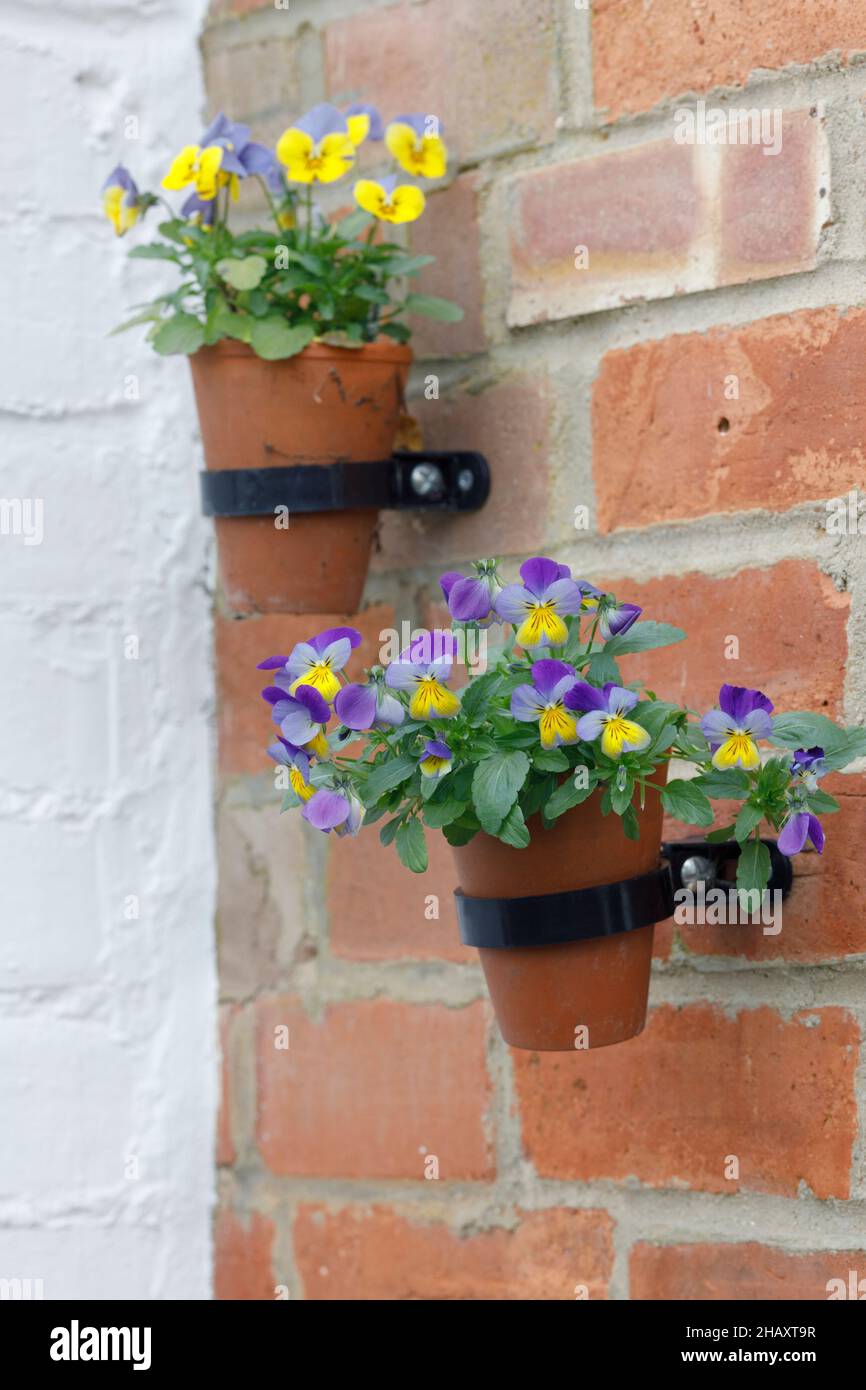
192,336,413,365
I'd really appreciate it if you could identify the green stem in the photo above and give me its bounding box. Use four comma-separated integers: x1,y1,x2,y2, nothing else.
255,176,284,233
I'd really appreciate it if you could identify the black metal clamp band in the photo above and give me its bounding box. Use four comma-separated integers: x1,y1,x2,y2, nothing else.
200,450,490,517
662,838,793,897
455,862,675,950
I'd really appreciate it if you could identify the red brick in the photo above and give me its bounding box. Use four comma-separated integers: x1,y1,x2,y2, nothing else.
375,373,553,571
327,823,473,962
508,141,706,326
592,0,866,119
255,996,493,1179
216,605,394,776
295,1204,614,1300
409,173,486,357
593,306,866,529
325,0,558,164
214,1207,276,1301
595,560,848,719
719,111,825,285
631,1241,866,1301
514,1004,858,1198
667,772,866,964
217,1005,237,1167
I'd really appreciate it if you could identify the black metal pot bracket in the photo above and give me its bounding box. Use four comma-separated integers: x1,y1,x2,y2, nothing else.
455,863,675,950
200,450,490,518
661,838,793,898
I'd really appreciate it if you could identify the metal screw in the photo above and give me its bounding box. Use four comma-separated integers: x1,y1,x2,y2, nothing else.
680,855,717,893
410,462,446,500
456,467,475,493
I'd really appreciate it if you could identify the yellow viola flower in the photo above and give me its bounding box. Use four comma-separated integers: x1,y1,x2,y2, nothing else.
101,166,140,237
344,103,383,146
354,176,425,224
276,103,356,184
162,143,227,201
386,114,447,179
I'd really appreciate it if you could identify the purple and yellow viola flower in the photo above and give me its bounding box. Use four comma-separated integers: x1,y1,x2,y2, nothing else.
180,191,217,230
778,809,824,856
163,113,276,202
440,559,502,627
386,113,448,179
495,556,583,649
566,682,651,758
260,684,328,759
418,739,453,778
790,746,826,787
384,631,461,720
258,628,361,703
577,582,643,640
334,676,405,731
276,103,356,184
344,102,384,145
510,659,580,748
699,685,774,771
101,165,141,236
303,785,365,836
354,173,425,223
267,736,315,802
270,683,331,749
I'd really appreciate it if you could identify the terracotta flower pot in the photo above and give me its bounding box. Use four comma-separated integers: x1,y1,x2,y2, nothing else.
189,338,412,615
451,788,666,1052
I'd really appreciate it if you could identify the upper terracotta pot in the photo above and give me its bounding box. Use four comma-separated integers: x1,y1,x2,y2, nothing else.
189,338,412,615
451,788,665,1050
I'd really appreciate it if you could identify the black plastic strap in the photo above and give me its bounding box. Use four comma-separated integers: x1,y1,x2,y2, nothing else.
455,862,675,949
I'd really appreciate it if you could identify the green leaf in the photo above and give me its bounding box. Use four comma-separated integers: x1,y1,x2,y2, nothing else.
471,750,530,835
361,753,418,804
423,798,467,829
280,788,300,812
380,321,411,343
396,818,428,873
696,768,751,799
460,670,505,722
807,789,840,815
532,748,569,772
621,804,640,840
379,253,435,276
610,776,634,816
443,819,479,847
379,817,402,846
736,837,771,902
734,803,764,842
822,730,866,771
249,317,315,361
585,649,622,685
545,770,596,821
661,778,714,826
151,312,205,356
335,209,373,239
496,802,530,849
109,307,164,336
605,621,686,656
403,293,464,322
128,242,181,261
705,823,737,843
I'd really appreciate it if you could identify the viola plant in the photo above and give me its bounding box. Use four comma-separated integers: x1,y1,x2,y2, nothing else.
100,102,461,359
256,553,866,900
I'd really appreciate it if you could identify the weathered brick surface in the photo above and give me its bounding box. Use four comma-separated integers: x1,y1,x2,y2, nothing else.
327,823,473,963
592,0,866,119
375,373,553,571
409,173,486,357
596,560,849,719
217,1005,237,1166
631,1241,866,1301
256,996,493,1179
514,1004,859,1198
295,1204,614,1300
593,306,866,531
508,113,821,325
216,606,393,776
214,1207,276,1301
325,0,559,164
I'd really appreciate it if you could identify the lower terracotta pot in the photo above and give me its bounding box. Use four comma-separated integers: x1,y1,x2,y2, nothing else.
450,788,667,1051
189,338,412,615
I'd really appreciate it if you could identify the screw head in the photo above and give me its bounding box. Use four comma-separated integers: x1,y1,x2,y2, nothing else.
410,462,446,500
680,854,717,893
456,467,475,493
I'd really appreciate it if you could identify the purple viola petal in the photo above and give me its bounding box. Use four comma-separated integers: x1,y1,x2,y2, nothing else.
103,164,138,197
792,746,825,774
807,813,825,853
311,626,362,655
345,102,384,140
336,794,365,837
577,580,603,607
544,577,585,614
700,709,731,747
778,812,810,855
510,685,547,721
439,571,462,600
286,641,320,680
576,710,607,741
563,681,608,713
293,684,331,724
519,556,564,599
494,583,530,623
741,707,773,740
718,684,774,723
217,149,246,176
409,630,458,666
424,739,451,760
334,682,377,731
278,700,319,745
601,602,642,639
297,102,348,144
271,671,293,693
549,674,580,704
375,690,405,727
180,191,216,225
530,659,576,700
447,576,491,622
384,659,423,691
267,740,291,766
257,654,289,670
392,112,443,139
261,685,287,706
604,684,639,715
302,788,350,832
200,113,232,145
318,636,354,671
239,141,277,176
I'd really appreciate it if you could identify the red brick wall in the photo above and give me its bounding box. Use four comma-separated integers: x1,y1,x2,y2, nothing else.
206,0,866,1299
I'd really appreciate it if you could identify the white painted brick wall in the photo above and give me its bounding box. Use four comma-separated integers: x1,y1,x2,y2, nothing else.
0,0,216,1298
